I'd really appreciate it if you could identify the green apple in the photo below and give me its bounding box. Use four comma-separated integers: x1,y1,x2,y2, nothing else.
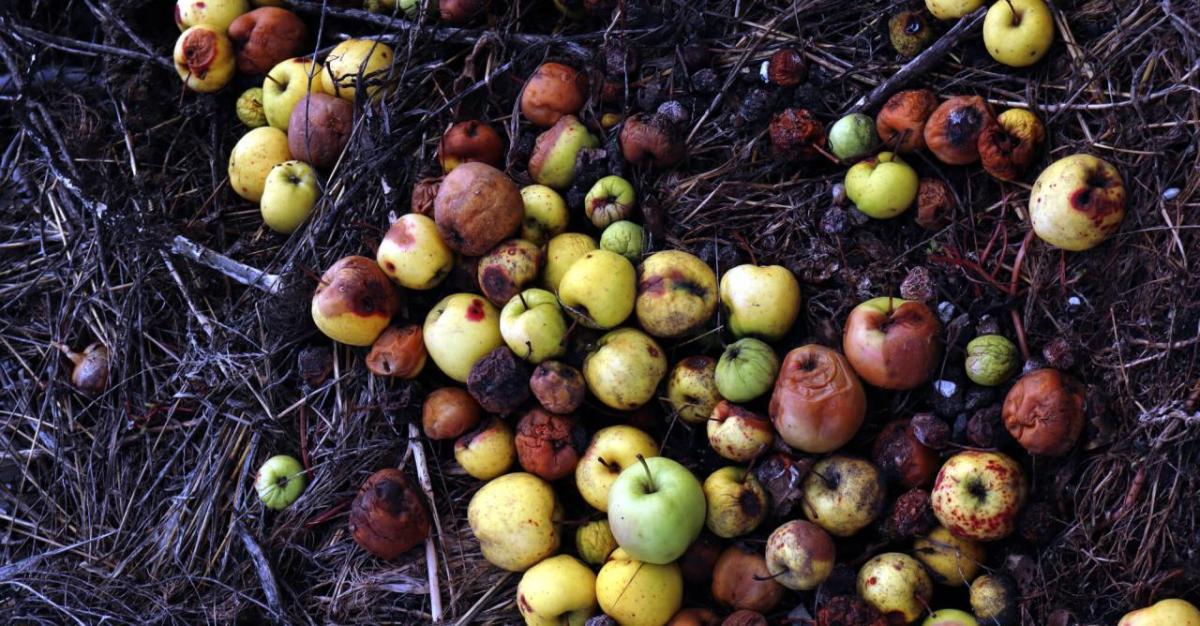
844,151,919,219
517,554,597,626
260,160,318,233
468,472,562,571
931,450,1027,541
765,520,836,591
584,175,636,228
500,288,568,363
666,356,721,425
528,115,599,190
583,328,667,410
599,220,645,261
576,425,658,512
926,0,984,20
558,250,635,329
596,548,683,626
575,519,617,566
923,609,980,626
719,264,801,341
964,334,1019,386
174,25,237,93
520,185,569,245
263,57,326,131
715,338,779,402
423,293,503,383
237,87,267,128
983,0,1054,67
801,455,886,537
857,553,933,624
636,250,718,338
376,213,454,290
1029,154,1126,251
175,0,248,31
608,456,706,564
542,232,597,291
321,38,394,101
254,454,306,510
702,466,766,539
828,113,879,161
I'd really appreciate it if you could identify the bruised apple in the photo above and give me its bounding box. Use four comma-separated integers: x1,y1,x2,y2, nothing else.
520,62,588,128
377,213,454,290
801,456,886,537
434,162,524,256
287,93,353,169
423,293,503,382
636,250,718,338
843,297,942,390
349,468,431,560
707,402,773,463
703,467,768,538
583,328,667,410
366,324,426,378
1029,154,1126,251
173,25,236,93
311,255,399,346
769,345,866,453
764,520,835,591
478,239,544,307
228,7,306,75
667,356,721,425
873,419,938,489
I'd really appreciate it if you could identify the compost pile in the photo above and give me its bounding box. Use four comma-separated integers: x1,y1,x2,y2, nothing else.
2,0,1200,624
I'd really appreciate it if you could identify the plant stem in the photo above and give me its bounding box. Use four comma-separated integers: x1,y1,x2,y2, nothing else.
636,454,656,492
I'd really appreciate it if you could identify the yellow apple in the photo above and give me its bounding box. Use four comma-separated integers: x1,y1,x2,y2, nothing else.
583,328,667,410
520,185,569,245
423,293,503,382
236,87,267,128
1029,154,1126,251
926,0,984,20
500,288,568,364
517,554,597,626
260,160,318,233
376,213,453,290
983,0,1054,67
1119,599,1200,626
263,57,326,130
542,233,597,291
666,356,721,425
557,250,635,329
857,552,933,624
844,151,919,219
635,250,718,338
173,25,236,93
913,526,985,586
703,466,767,538
468,472,562,571
229,126,292,202
719,264,801,341
923,609,980,626
311,256,399,346
575,520,618,566
596,548,683,626
575,425,658,512
175,0,248,31
454,418,516,480
321,38,394,101
969,574,1019,625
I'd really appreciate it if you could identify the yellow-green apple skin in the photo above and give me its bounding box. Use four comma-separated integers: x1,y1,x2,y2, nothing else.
454,418,516,480
376,213,454,290
260,160,318,233
468,472,562,571
520,185,569,245
237,87,267,128
584,175,636,228
715,338,779,403
828,113,880,161
542,233,597,291
719,264,802,341
666,356,721,425
923,609,980,626
263,57,326,130
707,401,774,462
635,250,718,338
500,288,568,363
311,256,399,346
596,548,683,626
801,455,886,537
423,293,503,383
583,328,667,410
702,466,766,539
845,151,919,219
528,115,599,189
175,0,247,31
321,38,394,101
517,554,597,626
1119,599,1200,626
229,127,292,203
609,456,707,564
600,220,645,261
254,454,306,510
970,575,1019,625
1029,154,1127,251
765,520,836,591
173,25,236,93
558,250,636,329
575,520,618,566
926,0,984,20
913,526,985,586
576,426,658,512
983,0,1054,67
857,552,933,624
931,450,1027,541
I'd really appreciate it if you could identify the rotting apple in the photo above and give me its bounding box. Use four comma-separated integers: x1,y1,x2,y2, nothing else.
1029,153,1126,251
982,0,1054,67
924,95,995,165
520,62,588,128
349,468,431,559
600,220,646,261
715,338,779,403
423,293,503,382
978,108,1045,181
478,239,544,307
707,401,773,463
856,552,933,624
873,419,939,489
174,25,237,93
260,159,318,233
1001,368,1085,456
542,232,597,291
576,425,658,512
844,151,919,219
769,344,866,453
764,519,835,591
876,89,939,153
454,418,516,480
801,455,886,537
262,57,326,131
466,346,531,414
287,92,353,170
558,250,636,329
237,87,267,128
889,11,936,58
438,119,503,173
422,387,482,440
365,324,426,378
520,184,569,246
517,554,597,626
320,38,394,101
500,288,567,364
719,264,802,341
584,175,637,228
769,107,826,161
608,456,707,564
175,0,248,32
913,525,985,586
711,545,784,613
528,115,599,190
596,548,683,626
228,7,307,75
529,360,586,414
702,466,767,539
931,450,1027,541
636,250,719,338
468,472,562,571
620,113,686,168
583,328,667,410
970,574,1020,626
515,409,586,481
254,454,306,510
434,161,524,256
667,356,722,425
678,533,723,587
576,519,618,566
843,296,942,390
311,255,399,346
376,213,454,290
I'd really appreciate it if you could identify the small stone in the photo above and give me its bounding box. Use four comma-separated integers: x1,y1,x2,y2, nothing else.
1163,187,1181,200
820,207,850,234
830,183,847,206
656,100,689,126
932,379,966,417
937,301,956,324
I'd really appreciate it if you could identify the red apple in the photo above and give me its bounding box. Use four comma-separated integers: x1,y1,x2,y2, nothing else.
843,296,941,390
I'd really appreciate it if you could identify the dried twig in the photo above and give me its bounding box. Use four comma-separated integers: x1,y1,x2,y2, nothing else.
169,235,283,294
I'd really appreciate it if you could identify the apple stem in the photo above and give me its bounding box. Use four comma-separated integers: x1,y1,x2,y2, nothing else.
636,454,656,493
517,291,528,309
756,569,789,582
1005,0,1019,25
810,468,836,489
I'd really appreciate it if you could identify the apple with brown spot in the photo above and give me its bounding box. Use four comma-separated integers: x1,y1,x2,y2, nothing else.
1030,154,1126,251
477,239,544,307
707,401,774,463
843,296,941,390
636,250,718,338
311,256,399,346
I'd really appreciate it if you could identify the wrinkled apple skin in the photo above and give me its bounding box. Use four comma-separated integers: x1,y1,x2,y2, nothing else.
769,345,866,453
715,338,779,403
575,520,618,566
600,220,646,261
478,239,544,307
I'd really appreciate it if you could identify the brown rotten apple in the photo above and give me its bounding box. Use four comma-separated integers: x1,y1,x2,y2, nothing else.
311,256,400,346
366,324,426,379
1002,368,1085,456
924,95,995,165
768,345,866,454
422,387,482,440
228,8,307,75
520,62,588,128
620,113,685,167
711,545,784,613
872,419,938,489
515,408,586,481
349,468,431,560
978,108,1045,181
529,361,586,414
287,93,353,170
875,88,938,153
477,239,544,306
433,162,523,256
843,296,941,390
466,347,531,414
438,119,504,173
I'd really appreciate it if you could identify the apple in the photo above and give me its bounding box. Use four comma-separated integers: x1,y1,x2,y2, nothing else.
706,401,773,463
596,548,683,626
983,0,1054,67
520,62,587,128
454,418,516,480
1029,154,1127,251
366,324,426,379
229,126,292,202
311,255,399,346
263,57,326,130
321,38,394,101
668,609,722,626
287,93,353,169
923,609,979,626
702,466,766,539
423,293,503,382
769,345,866,454
228,7,307,75
711,545,784,613
478,239,545,306
468,472,562,571
843,296,942,390
575,519,618,566
434,162,524,257
542,233,597,291
678,534,723,587
422,387,481,440
1120,599,1200,626
438,119,503,173
931,450,1027,541
828,113,879,161
467,347,532,415
576,425,658,512
254,454,306,509
500,288,567,364
608,456,706,564
583,328,667,411
517,554,597,626
558,250,636,329
857,552,933,624
964,334,1019,386
845,151,919,219
715,338,779,403
970,574,1019,626
528,115,599,190
764,520,835,591
873,419,939,489
236,87,267,128
348,468,430,560
600,220,645,261
520,185,569,245
913,525,985,586
175,0,247,32
636,250,718,338
376,213,453,290
584,175,636,228
666,356,721,425
260,160,318,233
801,455,886,537
925,0,983,20
719,264,801,341
530,361,586,414
174,25,237,93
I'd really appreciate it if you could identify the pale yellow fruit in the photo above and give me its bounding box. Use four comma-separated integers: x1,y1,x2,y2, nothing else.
376,213,454,290
520,185,569,245
557,250,635,329
595,548,682,626
542,233,597,291
260,160,319,233
263,58,327,131
321,38,394,101
1119,599,1200,626
926,0,984,20
174,0,248,32
1029,154,1126,251
423,293,503,383
983,0,1054,67
173,25,236,93
468,472,562,571
517,555,597,626
229,127,292,202
913,526,985,586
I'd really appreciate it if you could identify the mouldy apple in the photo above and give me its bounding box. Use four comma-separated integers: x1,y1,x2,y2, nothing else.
287,93,354,170
979,108,1045,181
422,387,481,440
515,409,586,481
228,7,307,75
596,548,683,626
769,107,826,161
377,213,454,290
765,520,835,591
575,519,617,566
575,425,658,512
620,113,685,168
468,472,562,571
608,456,707,564
924,96,995,165
636,250,719,338
237,88,268,128
349,468,431,559
844,151,919,219
889,11,935,58
434,162,524,256
766,48,807,87
931,450,1027,541
827,113,879,161
923,609,980,626
173,25,236,93
423,293,503,383
500,288,567,363
321,38,394,101
843,296,942,390
769,344,866,453
707,401,773,463
925,0,983,20
1001,368,1085,456
600,220,646,261
856,552,933,624
366,324,426,378
702,466,767,539
1029,154,1126,251
528,115,598,189
519,185,569,245
583,328,667,411
263,57,327,131
311,255,399,346
913,525,985,586
455,418,516,480
254,454,306,509
970,574,1020,626
517,555,597,625
801,455,886,537
964,334,1019,386
584,176,637,228
478,239,544,307
876,89,939,153
542,232,597,291
559,250,636,329
529,360,585,414
983,0,1054,67
260,159,318,233
917,177,956,230
230,126,293,202
715,338,779,403
466,346,531,414
520,62,588,128
438,119,504,173
175,0,248,32
667,356,722,425
873,419,938,489
711,545,784,613
719,264,801,341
